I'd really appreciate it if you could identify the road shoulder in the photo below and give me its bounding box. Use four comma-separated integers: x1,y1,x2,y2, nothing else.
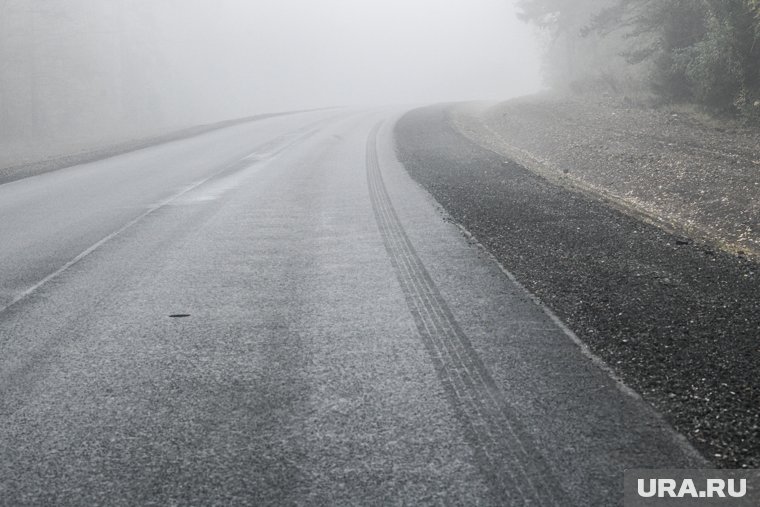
393,105,760,469
450,94,760,259
376,117,707,504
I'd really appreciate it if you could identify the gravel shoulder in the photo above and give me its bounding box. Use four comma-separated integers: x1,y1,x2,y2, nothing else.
451,94,760,260
394,104,760,469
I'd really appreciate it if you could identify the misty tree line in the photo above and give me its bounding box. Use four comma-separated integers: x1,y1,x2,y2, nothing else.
0,1,253,166
518,0,760,120
0,1,173,161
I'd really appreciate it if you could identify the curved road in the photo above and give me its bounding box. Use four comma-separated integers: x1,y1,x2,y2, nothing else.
0,110,704,505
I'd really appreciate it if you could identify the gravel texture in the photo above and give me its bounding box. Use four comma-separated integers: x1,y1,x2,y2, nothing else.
451,94,760,259
394,105,760,469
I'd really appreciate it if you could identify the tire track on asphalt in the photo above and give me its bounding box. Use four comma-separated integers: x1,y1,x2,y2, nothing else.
366,123,566,505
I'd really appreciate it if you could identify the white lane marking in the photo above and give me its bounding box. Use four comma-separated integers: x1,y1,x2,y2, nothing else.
0,121,327,315
173,160,266,204
0,175,218,315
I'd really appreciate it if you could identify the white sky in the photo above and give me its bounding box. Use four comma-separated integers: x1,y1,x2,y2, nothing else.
162,0,543,114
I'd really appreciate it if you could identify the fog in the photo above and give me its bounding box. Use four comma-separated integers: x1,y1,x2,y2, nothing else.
0,1,542,165
189,0,542,110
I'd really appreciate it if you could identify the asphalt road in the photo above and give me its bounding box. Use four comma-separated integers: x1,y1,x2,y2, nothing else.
0,110,705,505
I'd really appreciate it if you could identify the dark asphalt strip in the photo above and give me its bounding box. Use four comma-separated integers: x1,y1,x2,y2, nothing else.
394,106,760,469
367,123,566,504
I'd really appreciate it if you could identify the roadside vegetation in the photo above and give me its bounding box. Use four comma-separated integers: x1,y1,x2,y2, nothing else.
518,0,760,122
422,0,760,468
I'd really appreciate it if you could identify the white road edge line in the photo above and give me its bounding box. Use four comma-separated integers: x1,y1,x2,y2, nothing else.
1,121,326,316
0,176,217,316
452,220,709,464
